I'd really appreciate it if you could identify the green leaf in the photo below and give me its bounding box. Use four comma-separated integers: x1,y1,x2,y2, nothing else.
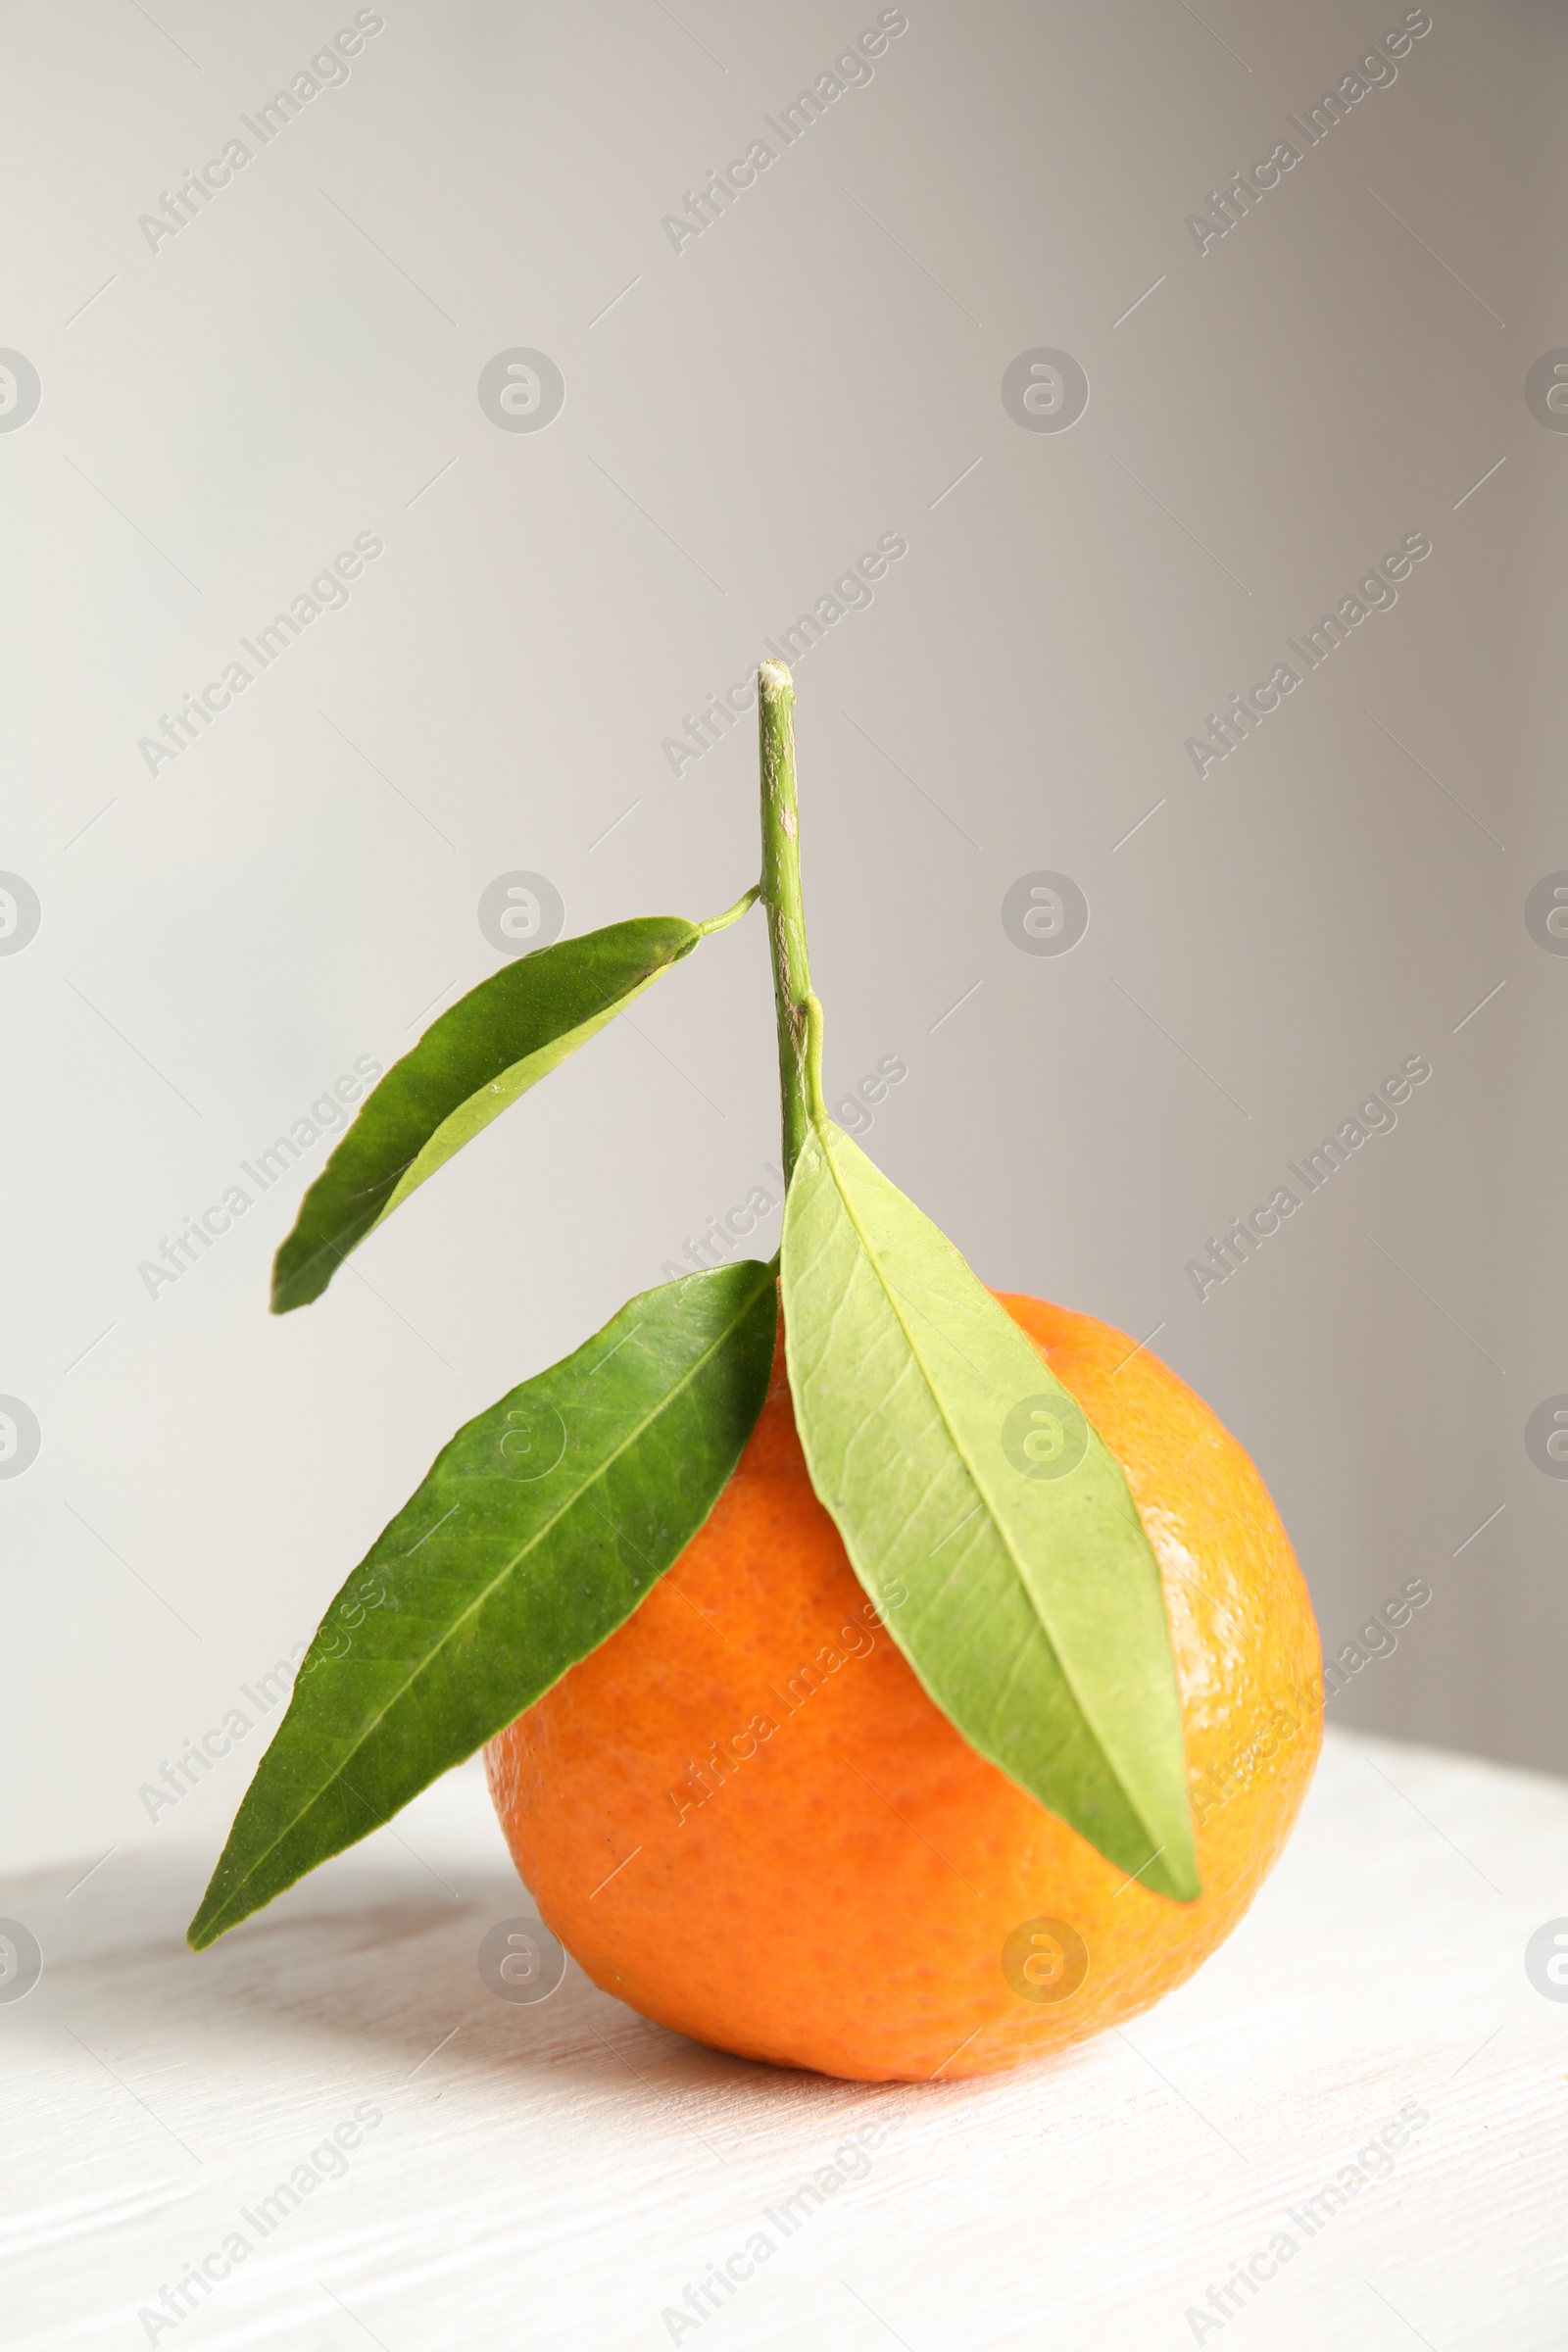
271,915,704,1313
781,1124,1199,1901
188,1259,778,1949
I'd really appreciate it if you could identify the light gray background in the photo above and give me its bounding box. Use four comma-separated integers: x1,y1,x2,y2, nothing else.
1,0,1562,1876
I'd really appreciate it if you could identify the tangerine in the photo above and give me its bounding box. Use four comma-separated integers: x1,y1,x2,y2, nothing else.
485,1292,1322,2081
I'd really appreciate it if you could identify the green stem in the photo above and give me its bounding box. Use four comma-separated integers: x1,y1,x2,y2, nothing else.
758,661,826,1184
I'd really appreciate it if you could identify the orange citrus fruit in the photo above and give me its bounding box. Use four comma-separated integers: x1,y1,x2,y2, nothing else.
486,1292,1322,2081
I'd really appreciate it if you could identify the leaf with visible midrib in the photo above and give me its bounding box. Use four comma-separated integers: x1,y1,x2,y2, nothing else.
781,1123,1199,1900
271,915,705,1313
187,1258,778,1949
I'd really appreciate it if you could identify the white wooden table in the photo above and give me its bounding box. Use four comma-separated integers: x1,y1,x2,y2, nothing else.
6,1727,1566,2351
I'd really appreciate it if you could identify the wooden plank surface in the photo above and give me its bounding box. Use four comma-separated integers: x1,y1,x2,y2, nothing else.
4,1727,1565,2349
